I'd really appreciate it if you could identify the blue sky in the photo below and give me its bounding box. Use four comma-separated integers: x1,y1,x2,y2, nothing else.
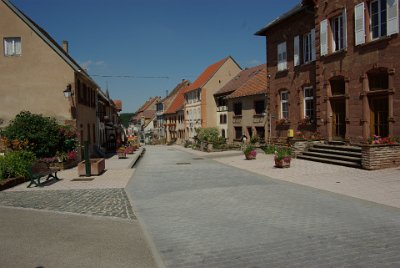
12,0,299,112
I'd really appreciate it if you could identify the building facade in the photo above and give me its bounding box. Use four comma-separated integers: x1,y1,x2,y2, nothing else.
256,0,400,143
184,56,242,140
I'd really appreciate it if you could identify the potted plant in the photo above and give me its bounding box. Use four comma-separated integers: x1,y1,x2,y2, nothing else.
243,144,257,160
117,147,127,159
274,147,292,168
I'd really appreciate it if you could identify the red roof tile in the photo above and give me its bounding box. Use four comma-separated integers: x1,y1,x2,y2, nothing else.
215,64,265,96
184,57,231,94
226,65,267,99
165,84,191,114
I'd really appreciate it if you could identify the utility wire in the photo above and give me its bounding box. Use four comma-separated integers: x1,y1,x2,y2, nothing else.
90,74,169,79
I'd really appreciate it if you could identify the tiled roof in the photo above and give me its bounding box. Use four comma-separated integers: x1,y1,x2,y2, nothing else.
113,100,122,111
164,83,191,114
226,65,267,99
215,65,265,97
163,80,190,112
184,56,231,94
143,109,156,119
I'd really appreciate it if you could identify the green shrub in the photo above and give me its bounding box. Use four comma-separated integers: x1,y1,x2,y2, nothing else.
0,151,36,180
0,111,77,158
262,144,277,154
196,127,220,144
243,144,256,155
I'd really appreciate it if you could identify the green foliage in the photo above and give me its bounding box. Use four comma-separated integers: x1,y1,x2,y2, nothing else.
119,113,134,128
261,144,278,154
0,151,36,180
243,144,255,155
197,127,220,144
274,146,292,161
0,111,77,158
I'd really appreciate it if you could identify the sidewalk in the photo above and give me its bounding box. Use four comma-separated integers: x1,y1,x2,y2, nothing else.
7,147,144,191
172,145,400,209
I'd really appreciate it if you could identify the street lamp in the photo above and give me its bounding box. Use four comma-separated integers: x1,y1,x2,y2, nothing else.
63,84,73,98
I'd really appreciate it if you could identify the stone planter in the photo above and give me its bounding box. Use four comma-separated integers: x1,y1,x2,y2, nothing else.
245,151,257,160
0,177,27,191
361,144,400,170
274,158,291,168
77,158,105,176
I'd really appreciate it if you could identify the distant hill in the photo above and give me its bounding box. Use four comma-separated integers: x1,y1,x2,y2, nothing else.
120,113,134,128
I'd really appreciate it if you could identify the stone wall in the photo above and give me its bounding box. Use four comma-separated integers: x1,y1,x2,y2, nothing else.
361,144,400,170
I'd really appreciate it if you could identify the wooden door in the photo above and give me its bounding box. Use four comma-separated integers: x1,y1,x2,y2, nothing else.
332,99,346,139
370,97,388,137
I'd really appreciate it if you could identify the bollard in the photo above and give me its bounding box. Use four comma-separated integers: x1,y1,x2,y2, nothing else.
84,141,91,177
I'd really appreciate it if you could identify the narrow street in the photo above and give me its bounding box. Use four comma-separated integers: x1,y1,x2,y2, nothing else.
127,146,400,268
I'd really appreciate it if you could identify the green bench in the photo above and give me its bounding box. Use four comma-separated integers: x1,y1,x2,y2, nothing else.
27,161,60,188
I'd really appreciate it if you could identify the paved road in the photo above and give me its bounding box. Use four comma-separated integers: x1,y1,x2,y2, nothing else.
127,146,400,268
0,206,156,268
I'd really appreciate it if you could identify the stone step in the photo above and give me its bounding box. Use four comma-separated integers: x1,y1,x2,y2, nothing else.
313,143,362,152
297,155,362,168
308,147,362,158
302,151,361,163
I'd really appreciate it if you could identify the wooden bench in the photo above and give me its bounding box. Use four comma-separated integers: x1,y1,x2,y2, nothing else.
27,161,60,188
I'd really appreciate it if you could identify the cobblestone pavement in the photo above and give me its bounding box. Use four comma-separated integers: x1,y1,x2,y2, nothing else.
127,146,400,268
0,188,135,220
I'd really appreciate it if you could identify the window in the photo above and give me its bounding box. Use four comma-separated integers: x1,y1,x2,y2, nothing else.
331,13,345,51
370,0,388,39
330,77,346,95
355,0,398,45
304,87,314,120
368,69,389,90
4,37,21,56
219,114,227,124
277,42,287,71
254,100,265,115
234,102,242,116
280,91,289,119
234,127,243,140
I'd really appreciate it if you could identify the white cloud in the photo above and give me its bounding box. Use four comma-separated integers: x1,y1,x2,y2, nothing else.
79,60,106,71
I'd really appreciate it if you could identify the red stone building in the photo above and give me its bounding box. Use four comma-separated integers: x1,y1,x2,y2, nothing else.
256,0,400,143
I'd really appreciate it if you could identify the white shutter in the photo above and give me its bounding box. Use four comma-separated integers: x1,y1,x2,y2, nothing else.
342,8,347,49
282,42,287,70
294,36,300,66
320,19,328,56
311,29,316,61
355,2,365,45
387,0,399,35
277,43,282,71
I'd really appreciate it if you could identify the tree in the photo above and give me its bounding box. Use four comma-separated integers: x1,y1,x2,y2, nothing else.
1,111,64,157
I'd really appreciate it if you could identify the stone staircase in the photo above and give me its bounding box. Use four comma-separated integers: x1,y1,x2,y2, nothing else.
297,143,362,168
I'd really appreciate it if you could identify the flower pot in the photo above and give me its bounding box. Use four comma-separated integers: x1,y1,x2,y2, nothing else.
274,158,290,168
245,150,257,160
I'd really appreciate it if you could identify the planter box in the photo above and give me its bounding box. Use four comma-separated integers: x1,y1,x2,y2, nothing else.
77,158,105,176
245,151,257,160
274,159,291,168
0,177,27,191
361,144,400,170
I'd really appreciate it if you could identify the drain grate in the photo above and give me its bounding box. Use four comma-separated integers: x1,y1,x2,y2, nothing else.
71,178,95,181
176,162,191,165
192,158,204,160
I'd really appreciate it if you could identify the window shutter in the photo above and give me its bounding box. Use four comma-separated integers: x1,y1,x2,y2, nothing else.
387,0,399,35
277,43,282,70
342,8,347,49
294,36,300,66
355,2,365,45
282,42,287,70
311,29,316,61
320,19,328,56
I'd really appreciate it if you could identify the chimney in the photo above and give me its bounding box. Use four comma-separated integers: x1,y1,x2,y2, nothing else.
166,90,169,97
62,40,69,54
